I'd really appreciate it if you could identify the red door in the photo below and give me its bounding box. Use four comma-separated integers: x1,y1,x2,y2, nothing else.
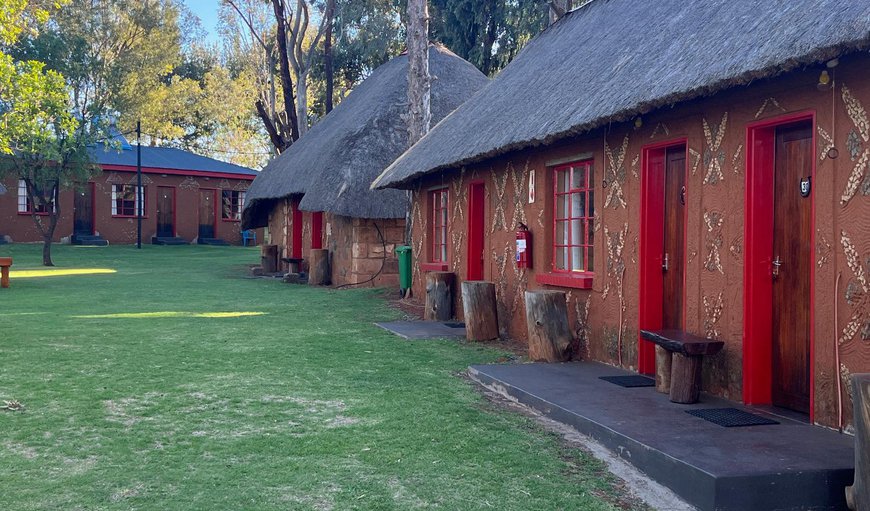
771,122,812,414
198,189,216,239
662,147,686,329
157,187,175,237
467,182,486,280
639,141,687,374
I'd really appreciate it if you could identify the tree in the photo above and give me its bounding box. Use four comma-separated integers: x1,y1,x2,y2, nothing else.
406,0,430,146
0,0,97,265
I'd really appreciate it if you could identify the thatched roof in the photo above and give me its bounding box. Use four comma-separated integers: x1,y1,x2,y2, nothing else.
243,44,489,228
373,0,870,189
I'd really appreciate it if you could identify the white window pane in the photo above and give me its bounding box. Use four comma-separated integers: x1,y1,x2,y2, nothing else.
555,220,568,245
571,191,585,218
572,245,584,272
555,246,568,270
571,165,586,189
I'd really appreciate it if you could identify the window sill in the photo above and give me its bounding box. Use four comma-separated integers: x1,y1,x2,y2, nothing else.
18,212,51,216
421,262,449,272
112,215,148,219
535,272,594,289
222,218,241,223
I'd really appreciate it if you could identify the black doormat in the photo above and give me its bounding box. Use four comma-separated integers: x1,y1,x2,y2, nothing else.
599,375,656,388
444,322,466,329
686,408,779,427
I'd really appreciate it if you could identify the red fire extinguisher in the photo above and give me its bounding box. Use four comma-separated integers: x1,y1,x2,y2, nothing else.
516,222,532,269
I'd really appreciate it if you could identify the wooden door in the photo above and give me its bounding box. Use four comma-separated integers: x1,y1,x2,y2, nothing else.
73,183,93,236
466,182,486,281
198,189,216,239
662,146,686,328
771,122,812,414
157,187,175,237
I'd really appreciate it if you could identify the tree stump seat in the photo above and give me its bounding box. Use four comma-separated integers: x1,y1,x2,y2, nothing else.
281,257,304,274
0,257,11,289
640,329,724,404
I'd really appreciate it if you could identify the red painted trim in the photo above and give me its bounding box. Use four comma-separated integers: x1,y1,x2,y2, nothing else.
219,189,245,222
551,160,594,273
467,182,485,280
291,200,303,259
421,262,449,272
17,212,50,216
743,110,815,421
112,183,148,218
428,187,449,264
311,211,323,250
535,272,594,289
100,164,256,181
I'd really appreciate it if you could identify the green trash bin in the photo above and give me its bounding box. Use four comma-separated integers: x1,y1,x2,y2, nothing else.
395,245,412,290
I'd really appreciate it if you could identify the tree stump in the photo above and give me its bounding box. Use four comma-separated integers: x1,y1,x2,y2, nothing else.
461,281,498,341
655,346,672,394
308,249,330,286
524,290,572,362
669,353,702,404
846,374,870,511
261,245,278,273
424,272,454,321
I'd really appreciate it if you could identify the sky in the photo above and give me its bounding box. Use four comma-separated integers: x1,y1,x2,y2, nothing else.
181,0,223,44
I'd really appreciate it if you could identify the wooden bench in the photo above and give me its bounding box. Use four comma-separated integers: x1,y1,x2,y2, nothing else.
0,257,11,288
641,329,724,404
281,257,304,274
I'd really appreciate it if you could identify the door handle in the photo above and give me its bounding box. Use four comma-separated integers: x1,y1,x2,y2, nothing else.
772,256,782,279
662,253,669,272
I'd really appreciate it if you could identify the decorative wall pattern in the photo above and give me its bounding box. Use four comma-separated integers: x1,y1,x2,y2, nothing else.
754,97,785,119
603,134,629,209
840,229,868,346
509,160,529,229
702,112,728,185
689,148,702,176
841,85,870,204
730,144,743,175
843,86,869,141
650,122,670,139
703,292,724,339
818,126,836,162
490,168,508,233
179,177,199,190
703,211,725,274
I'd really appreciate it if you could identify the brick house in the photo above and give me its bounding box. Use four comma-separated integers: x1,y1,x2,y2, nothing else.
1,139,259,246
242,44,488,287
373,0,870,429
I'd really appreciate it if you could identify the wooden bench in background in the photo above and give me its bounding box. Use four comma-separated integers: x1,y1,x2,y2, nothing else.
0,257,11,288
641,329,724,404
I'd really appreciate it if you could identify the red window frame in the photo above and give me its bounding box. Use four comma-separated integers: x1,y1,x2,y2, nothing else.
552,160,594,274
221,190,245,221
112,184,146,218
423,187,449,271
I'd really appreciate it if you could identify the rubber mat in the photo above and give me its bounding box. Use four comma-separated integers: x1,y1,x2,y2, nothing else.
598,375,656,387
686,408,779,427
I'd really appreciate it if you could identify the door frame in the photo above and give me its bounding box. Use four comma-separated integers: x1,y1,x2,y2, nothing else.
638,137,688,375
290,198,303,259
157,186,177,237
743,111,816,419
74,182,96,235
199,187,218,239
466,180,486,281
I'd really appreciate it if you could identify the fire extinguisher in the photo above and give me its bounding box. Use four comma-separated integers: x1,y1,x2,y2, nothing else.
516,222,532,269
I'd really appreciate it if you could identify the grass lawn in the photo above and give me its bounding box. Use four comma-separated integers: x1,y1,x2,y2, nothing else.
0,244,643,510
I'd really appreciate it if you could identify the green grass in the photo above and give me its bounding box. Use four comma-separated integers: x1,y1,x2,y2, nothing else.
0,244,641,510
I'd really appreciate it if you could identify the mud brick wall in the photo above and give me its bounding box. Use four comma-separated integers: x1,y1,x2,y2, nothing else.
406,53,870,429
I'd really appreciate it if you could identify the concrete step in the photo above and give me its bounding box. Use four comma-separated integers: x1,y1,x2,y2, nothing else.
197,237,230,246
151,236,190,246
468,362,854,511
72,234,109,246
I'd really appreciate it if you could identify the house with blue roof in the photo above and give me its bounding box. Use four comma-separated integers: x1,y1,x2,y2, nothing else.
1,139,260,246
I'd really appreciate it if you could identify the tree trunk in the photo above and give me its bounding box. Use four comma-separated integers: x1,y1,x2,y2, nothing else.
256,99,286,152
271,0,300,143
461,281,499,341
524,290,572,362
296,72,308,136
424,271,454,321
847,374,870,511
406,0,431,146
323,0,335,114
308,248,330,286
548,0,572,25
655,346,672,394
261,244,279,273
669,353,702,404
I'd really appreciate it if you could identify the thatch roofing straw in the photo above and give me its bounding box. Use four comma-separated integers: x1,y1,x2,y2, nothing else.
243,44,489,228
373,0,870,189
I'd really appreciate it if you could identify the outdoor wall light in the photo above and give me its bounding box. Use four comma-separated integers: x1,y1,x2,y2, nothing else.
817,70,832,91
634,116,643,129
